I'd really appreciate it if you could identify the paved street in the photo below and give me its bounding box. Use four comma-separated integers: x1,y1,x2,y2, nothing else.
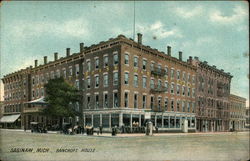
0,129,249,161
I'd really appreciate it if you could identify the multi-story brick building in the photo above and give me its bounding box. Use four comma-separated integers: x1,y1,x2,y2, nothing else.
229,94,246,131
188,57,233,132
1,34,197,132
0,68,31,128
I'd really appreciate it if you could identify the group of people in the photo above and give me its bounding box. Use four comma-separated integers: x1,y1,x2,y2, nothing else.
63,124,103,135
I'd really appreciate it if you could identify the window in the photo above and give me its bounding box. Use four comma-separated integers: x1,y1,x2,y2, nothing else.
142,95,146,109
87,96,91,109
32,77,35,85
134,56,138,67
187,102,191,112
104,56,108,67
157,79,162,89
165,67,168,76
124,72,129,85
134,75,138,87
51,71,55,79
95,75,99,88
134,93,138,108
36,89,39,97
171,83,175,94
75,64,79,75
183,72,186,81
182,86,186,96
150,79,154,89
95,58,99,69
177,85,180,95
171,69,174,79
87,61,91,71
143,77,147,88
150,96,154,109
182,101,185,112
143,59,147,70
165,82,169,92
63,69,66,78
95,94,99,109
192,102,195,113
192,88,195,98
69,66,72,76
104,93,108,108
157,64,161,72
177,100,180,111
103,74,108,87
75,80,79,90
124,92,129,108
113,72,118,85
158,97,161,110
113,53,118,65
125,54,129,65
188,88,191,97
113,92,118,107
192,75,196,84
164,97,168,111
87,77,91,89
171,99,174,111
187,73,190,82
177,71,180,79
150,62,155,71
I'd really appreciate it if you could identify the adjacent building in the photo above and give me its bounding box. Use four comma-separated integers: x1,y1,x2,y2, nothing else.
188,57,233,132
229,94,246,131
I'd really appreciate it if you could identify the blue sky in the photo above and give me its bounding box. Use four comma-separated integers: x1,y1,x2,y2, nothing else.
0,1,249,105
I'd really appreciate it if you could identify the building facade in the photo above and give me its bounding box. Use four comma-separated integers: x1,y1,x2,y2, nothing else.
1,34,197,132
1,33,245,133
229,94,246,131
188,57,233,132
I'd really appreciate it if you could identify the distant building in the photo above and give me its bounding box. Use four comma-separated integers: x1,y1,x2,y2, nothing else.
246,108,250,126
228,94,246,131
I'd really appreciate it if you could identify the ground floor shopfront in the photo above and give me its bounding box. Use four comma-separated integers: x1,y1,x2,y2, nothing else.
0,114,21,129
229,119,246,131
196,118,230,132
83,108,196,132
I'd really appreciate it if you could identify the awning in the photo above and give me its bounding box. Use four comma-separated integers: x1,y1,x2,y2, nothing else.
27,97,47,105
0,114,21,123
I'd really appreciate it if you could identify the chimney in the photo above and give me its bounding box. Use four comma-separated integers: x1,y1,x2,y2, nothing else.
137,33,142,44
80,43,84,53
167,46,171,56
34,60,38,67
44,56,47,64
66,48,70,57
54,52,58,61
179,51,182,61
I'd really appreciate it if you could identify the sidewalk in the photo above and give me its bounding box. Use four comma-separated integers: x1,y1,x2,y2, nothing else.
1,128,249,137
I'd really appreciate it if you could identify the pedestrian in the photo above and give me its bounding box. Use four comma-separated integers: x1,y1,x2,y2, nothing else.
99,125,103,135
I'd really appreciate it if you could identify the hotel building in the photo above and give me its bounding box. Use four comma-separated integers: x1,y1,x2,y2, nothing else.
1,34,197,132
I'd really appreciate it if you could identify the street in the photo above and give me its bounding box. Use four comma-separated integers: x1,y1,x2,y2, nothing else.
0,129,249,161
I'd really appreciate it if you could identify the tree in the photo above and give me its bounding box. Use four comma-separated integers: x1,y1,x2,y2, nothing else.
42,77,81,129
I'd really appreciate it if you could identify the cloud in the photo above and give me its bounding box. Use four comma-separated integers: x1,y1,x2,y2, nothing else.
10,18,90,40
174,6,204,19
137,21,183,40
209,5,248,25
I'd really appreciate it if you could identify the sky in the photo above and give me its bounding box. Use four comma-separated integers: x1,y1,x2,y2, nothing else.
0,1,249,106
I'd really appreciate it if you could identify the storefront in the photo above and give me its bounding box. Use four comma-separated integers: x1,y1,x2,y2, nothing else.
0,114,21,129
83,108,196,133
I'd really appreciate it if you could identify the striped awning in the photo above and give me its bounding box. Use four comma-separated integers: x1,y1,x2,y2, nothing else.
0,114,21,123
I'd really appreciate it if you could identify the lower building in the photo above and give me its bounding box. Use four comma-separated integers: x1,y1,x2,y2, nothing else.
229,94,246,131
